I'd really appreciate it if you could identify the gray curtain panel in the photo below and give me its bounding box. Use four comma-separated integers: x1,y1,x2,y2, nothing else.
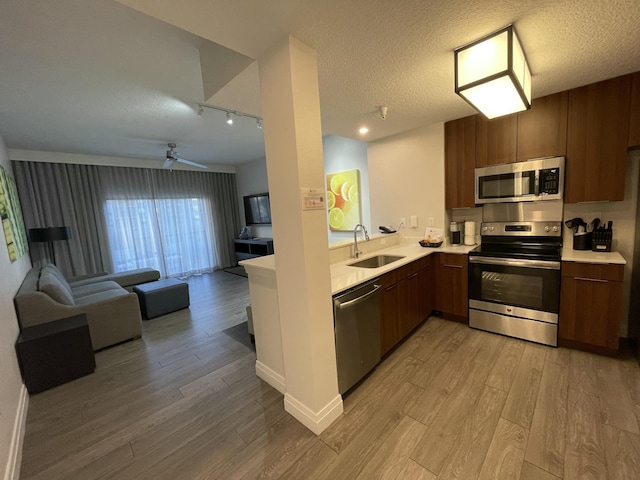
12,160,241,278
12,161,111,277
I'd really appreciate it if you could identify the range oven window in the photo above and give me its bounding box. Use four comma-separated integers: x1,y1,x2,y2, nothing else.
469,260,560,314
478,171,536,199
481,271,543,309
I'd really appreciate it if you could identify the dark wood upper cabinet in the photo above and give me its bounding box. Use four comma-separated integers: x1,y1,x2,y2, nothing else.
565,74,631,203
629,72,640,148
475,114,517,166
517,91,568,161
445,116,476,209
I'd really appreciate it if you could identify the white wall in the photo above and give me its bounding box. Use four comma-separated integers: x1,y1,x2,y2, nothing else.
368,122,446,240
0,137,31,480
323,135,370,243
235,157,273,239
563,151,640,337
236,134,372,244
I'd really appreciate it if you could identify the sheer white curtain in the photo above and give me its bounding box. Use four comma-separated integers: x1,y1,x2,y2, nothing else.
100,167,234,278
104,197,216,277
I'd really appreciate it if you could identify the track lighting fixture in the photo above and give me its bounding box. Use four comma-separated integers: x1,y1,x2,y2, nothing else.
195,103,263,129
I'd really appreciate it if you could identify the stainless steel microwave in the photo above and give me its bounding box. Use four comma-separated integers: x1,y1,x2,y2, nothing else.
475,157,564,204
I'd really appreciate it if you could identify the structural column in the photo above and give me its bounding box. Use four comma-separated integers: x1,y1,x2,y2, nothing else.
258,36,342,434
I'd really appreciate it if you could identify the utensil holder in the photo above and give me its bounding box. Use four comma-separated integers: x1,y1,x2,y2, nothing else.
573,232,592,250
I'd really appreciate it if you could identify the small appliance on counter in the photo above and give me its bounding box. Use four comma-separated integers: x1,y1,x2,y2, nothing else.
464,221,476,246
450,221,462,246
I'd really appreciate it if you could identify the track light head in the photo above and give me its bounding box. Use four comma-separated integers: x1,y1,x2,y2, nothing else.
256,118,263,129
197,105,204,116
226,112,233,125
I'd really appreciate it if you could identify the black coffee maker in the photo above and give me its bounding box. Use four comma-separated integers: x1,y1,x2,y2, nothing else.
450,221,462,245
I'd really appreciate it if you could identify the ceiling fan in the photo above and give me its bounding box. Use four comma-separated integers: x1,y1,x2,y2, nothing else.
163,143,208,169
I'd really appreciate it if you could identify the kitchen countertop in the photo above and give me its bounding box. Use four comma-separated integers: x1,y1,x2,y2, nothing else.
241,241,477,295
561,245,626,265
330,243,476,295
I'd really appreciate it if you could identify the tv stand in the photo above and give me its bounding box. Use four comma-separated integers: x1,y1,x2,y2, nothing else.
234,238,274,262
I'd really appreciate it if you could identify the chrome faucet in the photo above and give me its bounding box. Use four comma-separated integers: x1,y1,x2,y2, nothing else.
353,224,370,258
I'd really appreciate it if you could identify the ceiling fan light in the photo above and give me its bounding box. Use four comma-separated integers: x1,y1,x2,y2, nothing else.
455,24,531,119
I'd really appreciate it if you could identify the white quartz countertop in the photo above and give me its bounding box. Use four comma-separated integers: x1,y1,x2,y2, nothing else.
561,245,626,265
240,242,477,295
330,243,476,295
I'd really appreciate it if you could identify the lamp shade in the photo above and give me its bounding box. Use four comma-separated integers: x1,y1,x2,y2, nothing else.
28,227,71,242
455,25,531,119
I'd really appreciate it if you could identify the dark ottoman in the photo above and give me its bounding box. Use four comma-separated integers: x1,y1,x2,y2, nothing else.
133,278,190,319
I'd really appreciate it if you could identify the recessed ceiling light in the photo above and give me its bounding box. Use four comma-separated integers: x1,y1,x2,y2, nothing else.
359,127,369,135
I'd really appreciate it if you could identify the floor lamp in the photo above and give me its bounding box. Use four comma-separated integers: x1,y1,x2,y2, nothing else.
28,226,71,266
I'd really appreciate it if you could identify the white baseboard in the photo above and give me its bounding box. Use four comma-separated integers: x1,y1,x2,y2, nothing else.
284,392,343,435
4,385,28,480
255,360,286,394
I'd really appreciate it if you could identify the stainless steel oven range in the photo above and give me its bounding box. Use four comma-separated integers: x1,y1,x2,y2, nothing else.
468,220,562,346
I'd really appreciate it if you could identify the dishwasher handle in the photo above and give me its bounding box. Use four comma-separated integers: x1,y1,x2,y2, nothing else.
334,284,382,310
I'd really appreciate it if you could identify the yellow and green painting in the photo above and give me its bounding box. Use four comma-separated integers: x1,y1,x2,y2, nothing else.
0,165,28,262
326,169,361,231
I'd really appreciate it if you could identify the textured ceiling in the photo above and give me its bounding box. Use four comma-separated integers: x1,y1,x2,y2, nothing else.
1,0,640,166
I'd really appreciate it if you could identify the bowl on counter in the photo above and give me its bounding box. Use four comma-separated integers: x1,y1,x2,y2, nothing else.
419,240,442,248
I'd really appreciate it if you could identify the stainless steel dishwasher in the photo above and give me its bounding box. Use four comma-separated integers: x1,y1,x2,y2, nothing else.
333,278,382,394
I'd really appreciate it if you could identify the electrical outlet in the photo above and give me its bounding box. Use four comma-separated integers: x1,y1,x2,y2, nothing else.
410,215,418,228
428,216,435,226
399,217,406,228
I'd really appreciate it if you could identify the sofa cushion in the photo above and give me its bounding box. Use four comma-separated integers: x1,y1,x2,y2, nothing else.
74,288,129,306
71,281,123,298
38,270,75,306
41,264,74,300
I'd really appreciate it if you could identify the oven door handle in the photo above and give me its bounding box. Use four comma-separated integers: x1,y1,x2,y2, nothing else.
469,256,561,270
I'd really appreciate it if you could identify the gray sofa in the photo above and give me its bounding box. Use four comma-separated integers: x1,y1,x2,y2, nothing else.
14,264,154,351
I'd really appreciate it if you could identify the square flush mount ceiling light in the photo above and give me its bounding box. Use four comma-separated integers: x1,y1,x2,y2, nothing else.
454,24,531,119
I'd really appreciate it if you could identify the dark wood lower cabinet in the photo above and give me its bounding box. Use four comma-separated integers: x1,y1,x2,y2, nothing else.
380,270,400,356
380,255,435,356
559,261,624,355
434,253,469,321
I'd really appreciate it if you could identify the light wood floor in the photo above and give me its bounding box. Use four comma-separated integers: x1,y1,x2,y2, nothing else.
20,271,640,479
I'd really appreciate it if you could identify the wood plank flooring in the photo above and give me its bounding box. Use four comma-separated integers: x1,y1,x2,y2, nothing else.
19,272,640,479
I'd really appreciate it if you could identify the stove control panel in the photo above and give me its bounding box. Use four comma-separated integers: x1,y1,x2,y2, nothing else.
481,221,563,237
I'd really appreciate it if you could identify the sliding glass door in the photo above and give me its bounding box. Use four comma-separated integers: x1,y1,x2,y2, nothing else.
104,197,216,278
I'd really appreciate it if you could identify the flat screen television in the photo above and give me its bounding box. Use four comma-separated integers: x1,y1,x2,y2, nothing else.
243,192,272,225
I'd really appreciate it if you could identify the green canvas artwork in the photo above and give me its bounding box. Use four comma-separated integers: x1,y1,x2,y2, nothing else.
0,165,28,262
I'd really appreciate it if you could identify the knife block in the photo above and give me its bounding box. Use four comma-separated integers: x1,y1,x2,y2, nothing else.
592,229,612,252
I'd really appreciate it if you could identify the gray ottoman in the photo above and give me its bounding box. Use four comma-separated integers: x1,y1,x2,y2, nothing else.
133,278,190,320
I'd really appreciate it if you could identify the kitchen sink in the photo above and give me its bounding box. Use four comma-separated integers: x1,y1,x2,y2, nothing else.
348,254,405,269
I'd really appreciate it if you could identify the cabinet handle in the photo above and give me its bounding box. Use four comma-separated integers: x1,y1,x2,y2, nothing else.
574,277,608,283
443,264,463,269
386,284,397,291
407,273,418,279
